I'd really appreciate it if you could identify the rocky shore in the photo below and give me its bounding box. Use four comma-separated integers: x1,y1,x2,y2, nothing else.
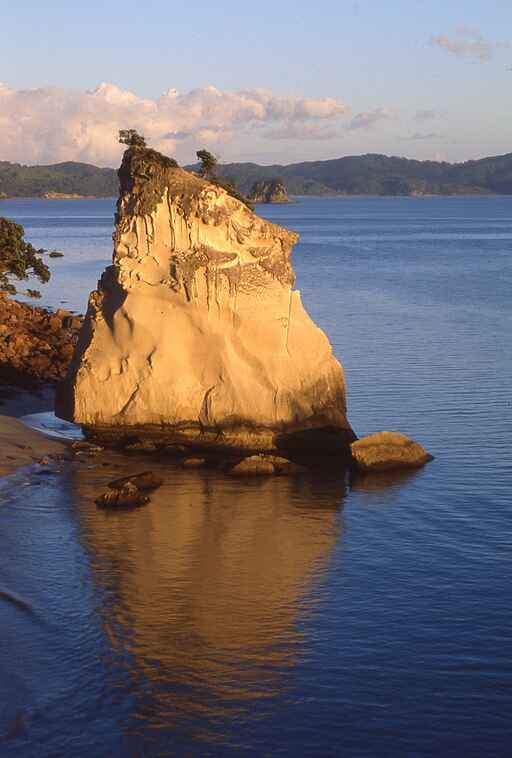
0,294,82,386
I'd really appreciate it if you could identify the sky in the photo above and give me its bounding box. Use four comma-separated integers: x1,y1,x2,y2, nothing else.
1,0,511,166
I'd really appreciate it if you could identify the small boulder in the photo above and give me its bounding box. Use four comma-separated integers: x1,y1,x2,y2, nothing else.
350,432,433,473
95,482,149,508
49,250,64,258
228,455,275,476
181,457,207,469
108,471,163,492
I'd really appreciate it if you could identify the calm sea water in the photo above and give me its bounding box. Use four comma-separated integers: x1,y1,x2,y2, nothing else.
1,196,511,757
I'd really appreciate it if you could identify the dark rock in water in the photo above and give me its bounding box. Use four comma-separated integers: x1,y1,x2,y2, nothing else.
95,482,149,508
227,453,309,476
108,470,163,492
181,457,207,469
228,455,275,476
248,178,290,203
350,432,433,472
48,250,64,258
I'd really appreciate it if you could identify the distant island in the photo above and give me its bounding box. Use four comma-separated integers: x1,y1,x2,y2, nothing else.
248,178,290,203
219,152,512,197
0,160,118,198
1,151,512,198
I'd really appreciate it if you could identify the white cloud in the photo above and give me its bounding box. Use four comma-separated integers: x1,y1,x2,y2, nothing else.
347,107,393,130
265,123,340,141
0,82,350,166
430,27,507,62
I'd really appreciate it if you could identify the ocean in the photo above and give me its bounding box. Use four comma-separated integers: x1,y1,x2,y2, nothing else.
0,195,511,757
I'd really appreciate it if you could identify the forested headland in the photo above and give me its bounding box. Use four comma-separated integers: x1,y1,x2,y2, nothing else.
1,151,512,198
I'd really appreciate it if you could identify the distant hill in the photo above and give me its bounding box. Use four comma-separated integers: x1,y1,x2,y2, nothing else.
216,153,512,196
0,161,118,198
1,151,512,199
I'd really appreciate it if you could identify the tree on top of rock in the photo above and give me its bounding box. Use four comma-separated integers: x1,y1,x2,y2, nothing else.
119,129,147,148
195,148,252,209
0,217,50,294
196,149,218,180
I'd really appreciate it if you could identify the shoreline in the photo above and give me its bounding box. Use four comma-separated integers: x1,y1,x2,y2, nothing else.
0,412,65,478
0,384,63,477
2,192,510,202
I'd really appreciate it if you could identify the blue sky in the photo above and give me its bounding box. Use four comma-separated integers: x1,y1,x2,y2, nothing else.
1,0,511,165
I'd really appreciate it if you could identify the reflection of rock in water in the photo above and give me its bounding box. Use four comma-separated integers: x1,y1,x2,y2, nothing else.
73,459,346,731
350,467,420,493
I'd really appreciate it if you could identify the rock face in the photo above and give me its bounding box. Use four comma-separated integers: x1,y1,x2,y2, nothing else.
56,146,354,457
248,179,290,204
350,432,433,472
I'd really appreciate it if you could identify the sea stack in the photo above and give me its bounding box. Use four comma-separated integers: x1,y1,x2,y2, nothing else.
248,178,290,204
56,145,354,457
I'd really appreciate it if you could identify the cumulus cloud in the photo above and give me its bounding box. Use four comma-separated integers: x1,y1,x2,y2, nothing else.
430,27,506,62
346,107,393,130
0,82,350,165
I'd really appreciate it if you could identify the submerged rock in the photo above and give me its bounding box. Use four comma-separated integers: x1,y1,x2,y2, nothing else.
181,457,207,469
227,453,307,476
95,482,149,508
228,455,275,476
56,144,354,458
350,432,433,472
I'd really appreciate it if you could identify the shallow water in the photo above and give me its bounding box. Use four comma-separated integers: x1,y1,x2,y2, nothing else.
1,196,511,757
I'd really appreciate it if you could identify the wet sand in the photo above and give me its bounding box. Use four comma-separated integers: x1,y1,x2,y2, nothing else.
0,414,65,477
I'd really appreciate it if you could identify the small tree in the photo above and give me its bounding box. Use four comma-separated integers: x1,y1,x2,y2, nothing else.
0,217,50,294
119,129,147,148
196,149,218,179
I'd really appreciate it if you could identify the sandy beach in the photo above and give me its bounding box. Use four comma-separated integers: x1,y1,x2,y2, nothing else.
0,413,65,478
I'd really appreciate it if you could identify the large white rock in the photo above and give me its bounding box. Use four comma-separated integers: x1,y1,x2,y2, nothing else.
56,146,354,456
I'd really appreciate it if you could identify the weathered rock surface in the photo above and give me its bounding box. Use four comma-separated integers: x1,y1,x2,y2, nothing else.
350,432,433,472
57,145,354,457
248,179,290,204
